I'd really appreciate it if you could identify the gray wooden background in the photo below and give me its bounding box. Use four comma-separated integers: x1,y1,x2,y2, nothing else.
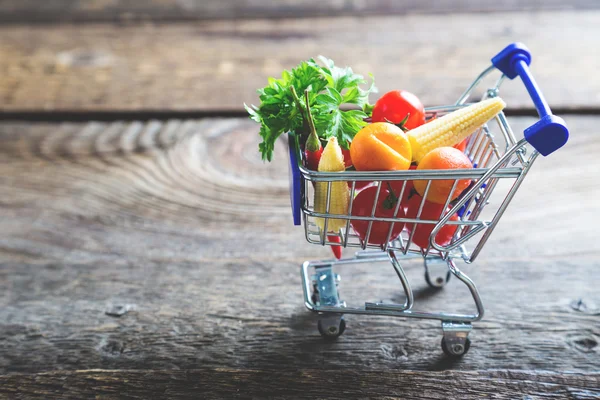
0,1,599,398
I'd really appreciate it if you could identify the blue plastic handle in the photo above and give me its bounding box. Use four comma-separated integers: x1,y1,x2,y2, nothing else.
491,42,569,156
288,133,302,226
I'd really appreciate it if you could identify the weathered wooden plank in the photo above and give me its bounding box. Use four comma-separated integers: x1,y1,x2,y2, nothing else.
0,11,596,112
0,0,597,23
0,116,598,376
0,369,598,399
2,256,598,374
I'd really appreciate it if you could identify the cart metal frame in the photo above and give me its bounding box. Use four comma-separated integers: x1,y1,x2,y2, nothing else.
287,43,569,356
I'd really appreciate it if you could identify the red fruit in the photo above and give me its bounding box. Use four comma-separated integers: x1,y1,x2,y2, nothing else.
348,180,373,192
302,88,325,170
385,165,417,210
328,235,342,259
372,90,426,130
304,146,323,170
405,195,459,249
454,137,469,153
341,148,353,168
351,186,406,246
303,106,323,170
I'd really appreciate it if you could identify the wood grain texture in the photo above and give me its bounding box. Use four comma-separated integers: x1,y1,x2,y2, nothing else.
0,11,597,112
0,116,598,379
0,369,598,399
0,0,598,23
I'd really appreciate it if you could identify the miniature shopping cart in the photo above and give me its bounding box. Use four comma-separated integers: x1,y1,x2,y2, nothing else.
287,43,569,357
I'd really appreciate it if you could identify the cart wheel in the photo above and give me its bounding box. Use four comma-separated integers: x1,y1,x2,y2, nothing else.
441,336,471,357
318,317,346,340
424,257,452,289
425,269,452,289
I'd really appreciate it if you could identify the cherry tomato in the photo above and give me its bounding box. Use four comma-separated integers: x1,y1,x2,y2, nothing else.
372,90,426,130
350,186,405,245
453,137,469,153
341,148,353,168
405,195,459,249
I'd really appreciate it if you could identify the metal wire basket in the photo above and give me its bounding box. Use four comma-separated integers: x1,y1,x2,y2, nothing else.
287,42,569,356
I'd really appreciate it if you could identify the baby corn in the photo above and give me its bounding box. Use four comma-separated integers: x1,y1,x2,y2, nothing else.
314,137,349,232
408,97,506,162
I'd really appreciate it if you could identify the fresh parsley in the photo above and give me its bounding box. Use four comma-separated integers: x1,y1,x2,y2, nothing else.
245,57,376,161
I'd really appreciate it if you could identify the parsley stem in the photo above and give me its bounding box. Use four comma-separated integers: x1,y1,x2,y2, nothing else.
290,86,308,127
304,89,319,147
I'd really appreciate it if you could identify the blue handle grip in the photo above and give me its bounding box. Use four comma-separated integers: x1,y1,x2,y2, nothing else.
491,42,569,156
288,133,302,226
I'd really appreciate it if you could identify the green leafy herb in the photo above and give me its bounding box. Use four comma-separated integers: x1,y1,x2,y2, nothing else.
363,102,375,117
245,57,376,161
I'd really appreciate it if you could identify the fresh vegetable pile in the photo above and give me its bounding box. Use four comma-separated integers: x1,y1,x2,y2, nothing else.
247,57,506,257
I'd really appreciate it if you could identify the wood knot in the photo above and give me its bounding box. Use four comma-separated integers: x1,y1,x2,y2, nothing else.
97,336,126,357
567,334,598,353
105,304,135,317
380,344,408,360
570,299,599,315
56,49,114,68
573,338,597,351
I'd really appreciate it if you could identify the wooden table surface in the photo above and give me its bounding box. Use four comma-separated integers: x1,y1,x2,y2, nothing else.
1,2,599,399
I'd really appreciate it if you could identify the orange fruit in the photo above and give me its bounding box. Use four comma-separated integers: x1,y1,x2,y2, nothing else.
413,147,473,204
350,123,411,171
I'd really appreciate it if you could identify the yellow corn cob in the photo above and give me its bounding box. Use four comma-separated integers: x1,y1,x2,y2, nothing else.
408,97,506,163
314,137,349,232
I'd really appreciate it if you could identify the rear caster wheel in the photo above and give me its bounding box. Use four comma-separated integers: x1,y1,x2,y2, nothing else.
425,269,452,289
441,336,471,357
318,317,346,340
424,257,451,289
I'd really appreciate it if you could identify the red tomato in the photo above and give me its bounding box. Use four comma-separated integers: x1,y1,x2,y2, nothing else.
372,90,426,130
341,148,353,168
350,186,406,245
348,180,373,192
453,137,469,153
405,195,459,249
384,165,417,210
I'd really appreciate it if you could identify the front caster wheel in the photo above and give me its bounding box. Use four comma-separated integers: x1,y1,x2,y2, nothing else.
441,336,471,357
318,317,346,340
